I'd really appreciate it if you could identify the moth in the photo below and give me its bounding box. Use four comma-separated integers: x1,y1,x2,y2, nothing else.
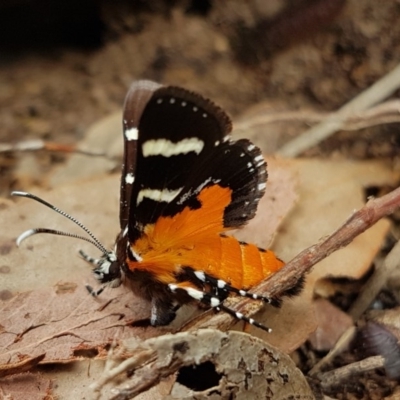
13,80,286,331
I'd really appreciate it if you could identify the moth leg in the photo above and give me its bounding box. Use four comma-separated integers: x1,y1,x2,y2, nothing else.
197,271,273,304
168,281,272,333
150,297,177,326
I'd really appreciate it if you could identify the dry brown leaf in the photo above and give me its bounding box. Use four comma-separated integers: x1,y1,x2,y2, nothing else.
308,298,353,352
234,156,298,247
0,284,161,365
0,373,52,400
0,354,45,379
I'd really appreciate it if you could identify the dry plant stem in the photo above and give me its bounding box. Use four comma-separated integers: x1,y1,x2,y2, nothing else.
349,241,400,320
234,99,400,135
184,185,400,332
317,355,385,391
90,350,156,394
110,359,184,400
0,139,105,157
277,63,400,157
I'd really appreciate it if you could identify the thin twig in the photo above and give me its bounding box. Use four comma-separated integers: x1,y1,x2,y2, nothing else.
277,63,400,157
317,355,385,391
0,139,105,157
234,99,400,135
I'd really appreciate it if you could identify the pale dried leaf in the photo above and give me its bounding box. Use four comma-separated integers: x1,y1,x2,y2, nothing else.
234,157,298,247
0,284,160,364
0,373,52,400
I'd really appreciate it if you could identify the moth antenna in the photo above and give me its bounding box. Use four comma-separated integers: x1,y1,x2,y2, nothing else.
11,191,108,254
16,228,107,254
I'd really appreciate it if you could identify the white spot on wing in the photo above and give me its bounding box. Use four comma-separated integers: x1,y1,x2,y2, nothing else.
136,187,183,205
125,173,134,184
217,280,226,289
187,288,204,301
142,138,204,157
194,271,206,282
177,177,220,205
258,182,266,191
169,284,177,292
125,127,138,141
210,297,220,307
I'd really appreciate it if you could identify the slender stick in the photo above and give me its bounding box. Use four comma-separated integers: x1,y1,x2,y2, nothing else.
277,63,400,157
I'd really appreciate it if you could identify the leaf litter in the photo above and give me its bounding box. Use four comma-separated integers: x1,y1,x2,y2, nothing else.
2,73,400,399
2,147,399,398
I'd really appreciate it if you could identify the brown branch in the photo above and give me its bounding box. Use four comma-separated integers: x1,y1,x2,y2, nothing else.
317,355,385,391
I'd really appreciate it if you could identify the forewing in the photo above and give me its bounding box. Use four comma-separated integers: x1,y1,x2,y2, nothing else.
125,84,232,242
